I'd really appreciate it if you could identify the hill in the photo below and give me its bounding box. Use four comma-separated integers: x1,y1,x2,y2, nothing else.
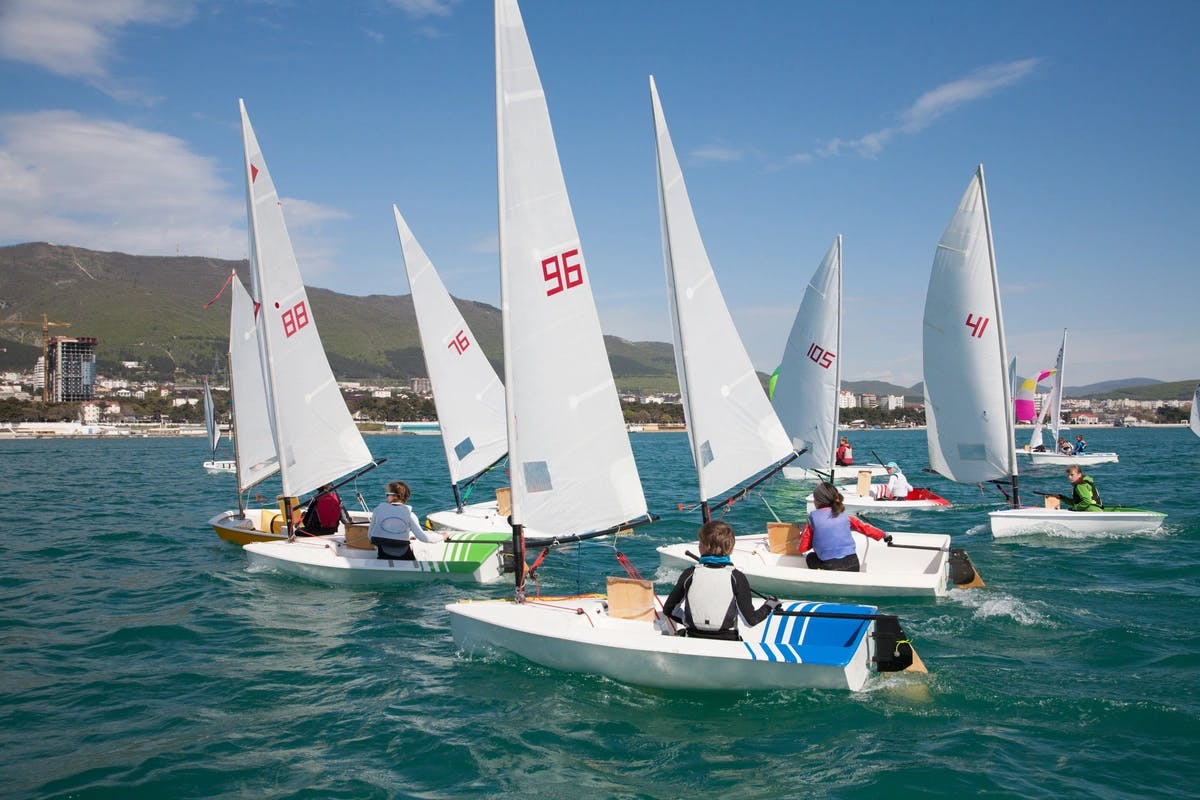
1064,378,1162,398
0,242,676,383
1090,379,1198,402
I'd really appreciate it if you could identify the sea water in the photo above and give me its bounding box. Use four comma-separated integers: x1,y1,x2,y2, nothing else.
1,427,1197,799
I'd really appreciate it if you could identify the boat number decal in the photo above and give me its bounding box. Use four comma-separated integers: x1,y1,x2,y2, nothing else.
542,249,584,297
965,313,989,339
807,342,836,369
279,300,310,338
448,330,470,355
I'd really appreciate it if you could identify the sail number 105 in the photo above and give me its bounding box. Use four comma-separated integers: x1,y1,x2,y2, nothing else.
542,249,583,297
807,342,835,369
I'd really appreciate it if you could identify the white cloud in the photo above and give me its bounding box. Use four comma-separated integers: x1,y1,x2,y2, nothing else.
690,144,743,163
0,110,349,269
0,0,194,101
797,58,1041,162
387,0,457,18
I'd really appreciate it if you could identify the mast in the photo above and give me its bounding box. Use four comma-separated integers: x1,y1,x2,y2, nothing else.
978,164,1019,507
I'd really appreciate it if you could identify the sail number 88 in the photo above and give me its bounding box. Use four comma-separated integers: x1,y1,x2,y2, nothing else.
542,249,583,297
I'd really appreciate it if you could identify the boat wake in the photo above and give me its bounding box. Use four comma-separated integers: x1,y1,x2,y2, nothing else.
948,588,1054,627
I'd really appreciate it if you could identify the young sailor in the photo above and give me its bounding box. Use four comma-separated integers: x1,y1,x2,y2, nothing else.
662,520,779,640
1073,434,1087,454
835,436,854,466
367,480,446,559
1056,465,1103,511
799,482,890,571
882,461,911,500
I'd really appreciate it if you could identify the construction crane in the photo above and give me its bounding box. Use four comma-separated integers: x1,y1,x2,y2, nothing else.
1,313,72,401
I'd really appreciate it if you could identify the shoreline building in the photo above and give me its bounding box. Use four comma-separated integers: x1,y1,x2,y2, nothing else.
47,336,98,402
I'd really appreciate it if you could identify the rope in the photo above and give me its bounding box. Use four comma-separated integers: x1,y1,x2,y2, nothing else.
760,495,783,523
202,270,236,309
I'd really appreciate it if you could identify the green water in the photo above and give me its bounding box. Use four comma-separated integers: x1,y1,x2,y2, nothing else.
2,427,1198,798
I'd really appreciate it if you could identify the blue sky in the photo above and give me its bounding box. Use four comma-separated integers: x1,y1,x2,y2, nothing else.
1,0,1197,386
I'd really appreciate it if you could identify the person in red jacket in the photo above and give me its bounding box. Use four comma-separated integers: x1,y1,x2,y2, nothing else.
835,436,854,466
300,483,351,535
798,482,891,571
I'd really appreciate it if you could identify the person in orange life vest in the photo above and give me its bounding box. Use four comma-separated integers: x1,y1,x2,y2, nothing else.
798,482,890,572
835,436,853,466
300,483,351,535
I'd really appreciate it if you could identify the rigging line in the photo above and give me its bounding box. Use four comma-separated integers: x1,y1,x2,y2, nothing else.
759,495,783,523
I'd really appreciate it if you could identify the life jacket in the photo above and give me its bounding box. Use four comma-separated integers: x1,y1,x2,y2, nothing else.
808,507,857,561
683,564,738,635
1073,476,1103,509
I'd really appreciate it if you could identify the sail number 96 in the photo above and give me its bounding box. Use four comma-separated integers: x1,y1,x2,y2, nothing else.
542,249,583,297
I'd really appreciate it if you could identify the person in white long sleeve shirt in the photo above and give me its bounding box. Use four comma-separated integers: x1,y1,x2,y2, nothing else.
883,462,911,500
368,481,445,559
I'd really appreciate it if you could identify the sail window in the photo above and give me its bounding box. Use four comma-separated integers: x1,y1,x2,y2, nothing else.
957,443,987,461
700,441,714,468
523,461,553,493
454,437,476,461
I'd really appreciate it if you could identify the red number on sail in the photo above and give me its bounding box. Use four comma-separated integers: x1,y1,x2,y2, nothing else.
281,301,310,339
448,330,470,355
542,248,584,297
807,342,836,369
965,313,989,339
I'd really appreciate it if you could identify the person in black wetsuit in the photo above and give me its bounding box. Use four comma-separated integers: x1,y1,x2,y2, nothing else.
662,520,780,640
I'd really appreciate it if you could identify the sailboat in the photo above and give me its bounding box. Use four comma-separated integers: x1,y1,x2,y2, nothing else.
1191,383,1200,437
207,275,289,545
450,14,922,692
774,238,886,484
224,103,515,582
658,228,977,599
915,169,1169,536
392,205,515,536
1027,330,1118,465
201,375,236,474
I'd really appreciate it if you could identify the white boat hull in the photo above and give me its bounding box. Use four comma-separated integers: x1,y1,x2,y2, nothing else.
806,486,951,514
203,459,237,474
1027,451,1119,466
426,499,508,533
658,530,956,598
783,464,888,483
448,595,898,692
989,507,1166,537
243,532,508,585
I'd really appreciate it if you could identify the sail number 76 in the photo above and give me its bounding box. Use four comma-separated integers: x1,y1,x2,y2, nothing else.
543,249,583,297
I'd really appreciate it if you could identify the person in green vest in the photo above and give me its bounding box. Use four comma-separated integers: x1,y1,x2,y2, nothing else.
1056,464,1103,511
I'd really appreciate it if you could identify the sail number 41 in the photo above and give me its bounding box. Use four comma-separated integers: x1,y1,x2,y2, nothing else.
542,249,583,297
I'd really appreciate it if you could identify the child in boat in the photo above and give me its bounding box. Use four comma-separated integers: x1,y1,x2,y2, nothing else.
1073,434,1087,454
300,483,351,535
1058,437,1074,455
799,482,891,572
662,520,779,640
835,436,854,466
367,481,446,559
881,461,911,500
1056,465,1103,511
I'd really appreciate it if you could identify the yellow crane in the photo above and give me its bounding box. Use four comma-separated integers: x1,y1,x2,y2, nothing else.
1,313,73,401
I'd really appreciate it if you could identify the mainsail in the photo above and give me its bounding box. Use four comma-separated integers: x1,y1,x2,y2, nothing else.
203,376,220,460
238,100,374,498
651,76,794,504
772,236,843,472
228,276,279,493
923,165,1017,485
393,205,507,491
495,0,647,537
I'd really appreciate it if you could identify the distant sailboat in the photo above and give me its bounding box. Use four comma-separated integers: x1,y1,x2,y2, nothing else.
1191,383,1200,437
201,375,235,474
1027,329,1118,465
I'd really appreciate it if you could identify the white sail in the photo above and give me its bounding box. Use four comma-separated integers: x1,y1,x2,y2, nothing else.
650,76,793,501
1192,383,1200,437
228,276,280,492
923,165,1016,484
393,205,508,485
772,236,843,472
495,0,647,534
238,100,373,497
1029,333,1066,450
203,376,220,459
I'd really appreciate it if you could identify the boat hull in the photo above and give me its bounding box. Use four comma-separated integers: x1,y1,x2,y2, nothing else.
989,507,1165,537
243,532,508,585
783,464,888,483
203,459,237,474
426,499,509,533
658,531,954,598
806,486,951,514
447,595,884,691
1027,451,1119,466
208,508,370,546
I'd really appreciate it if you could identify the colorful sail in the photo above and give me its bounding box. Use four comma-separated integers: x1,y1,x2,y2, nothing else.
773,236,843,472
495,0,647,535
239,100,374,498
1014,369,1055,423
1029,331,1066,450
923,165,1016,484
651,76,794,502
393,205,507,486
